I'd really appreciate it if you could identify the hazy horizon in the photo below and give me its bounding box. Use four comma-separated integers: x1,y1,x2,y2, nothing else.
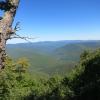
7,39,100,44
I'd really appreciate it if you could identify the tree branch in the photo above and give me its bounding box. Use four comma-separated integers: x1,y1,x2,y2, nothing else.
10,34,38,43
14,22,21,32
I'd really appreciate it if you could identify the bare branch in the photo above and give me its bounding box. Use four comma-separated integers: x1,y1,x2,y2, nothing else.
6,22,38,43
14,22,21,32
10,34,38,43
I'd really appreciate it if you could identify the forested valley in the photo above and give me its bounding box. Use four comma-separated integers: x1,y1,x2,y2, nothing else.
0,43,100,100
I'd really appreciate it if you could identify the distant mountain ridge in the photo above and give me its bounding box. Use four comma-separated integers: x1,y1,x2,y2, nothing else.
7,40,82,54
6,40,100,75
54,40,100,62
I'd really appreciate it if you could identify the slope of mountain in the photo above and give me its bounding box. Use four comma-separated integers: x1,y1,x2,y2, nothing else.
7,40,82,55
54,40,100,62
6,40,100,75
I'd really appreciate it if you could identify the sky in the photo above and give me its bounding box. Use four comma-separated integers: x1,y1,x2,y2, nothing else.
1,0,100,43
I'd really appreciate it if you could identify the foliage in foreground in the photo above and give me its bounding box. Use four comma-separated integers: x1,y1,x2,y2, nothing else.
0,49,100,100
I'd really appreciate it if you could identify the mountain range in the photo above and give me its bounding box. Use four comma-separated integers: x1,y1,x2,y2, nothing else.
6,40,100,75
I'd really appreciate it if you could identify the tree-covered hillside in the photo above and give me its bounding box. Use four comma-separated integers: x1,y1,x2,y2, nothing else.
0,48,100,100
6,40,100,75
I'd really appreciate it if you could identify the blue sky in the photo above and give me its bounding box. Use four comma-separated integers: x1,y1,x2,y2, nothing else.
5,0,100,43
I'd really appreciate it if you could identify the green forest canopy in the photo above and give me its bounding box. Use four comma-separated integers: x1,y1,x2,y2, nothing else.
0,48,100,100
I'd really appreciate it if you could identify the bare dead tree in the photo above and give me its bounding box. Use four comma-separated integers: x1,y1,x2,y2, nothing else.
0,0,20,69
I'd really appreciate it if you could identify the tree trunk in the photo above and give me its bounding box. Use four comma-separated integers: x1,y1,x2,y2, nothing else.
0,0,20,69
